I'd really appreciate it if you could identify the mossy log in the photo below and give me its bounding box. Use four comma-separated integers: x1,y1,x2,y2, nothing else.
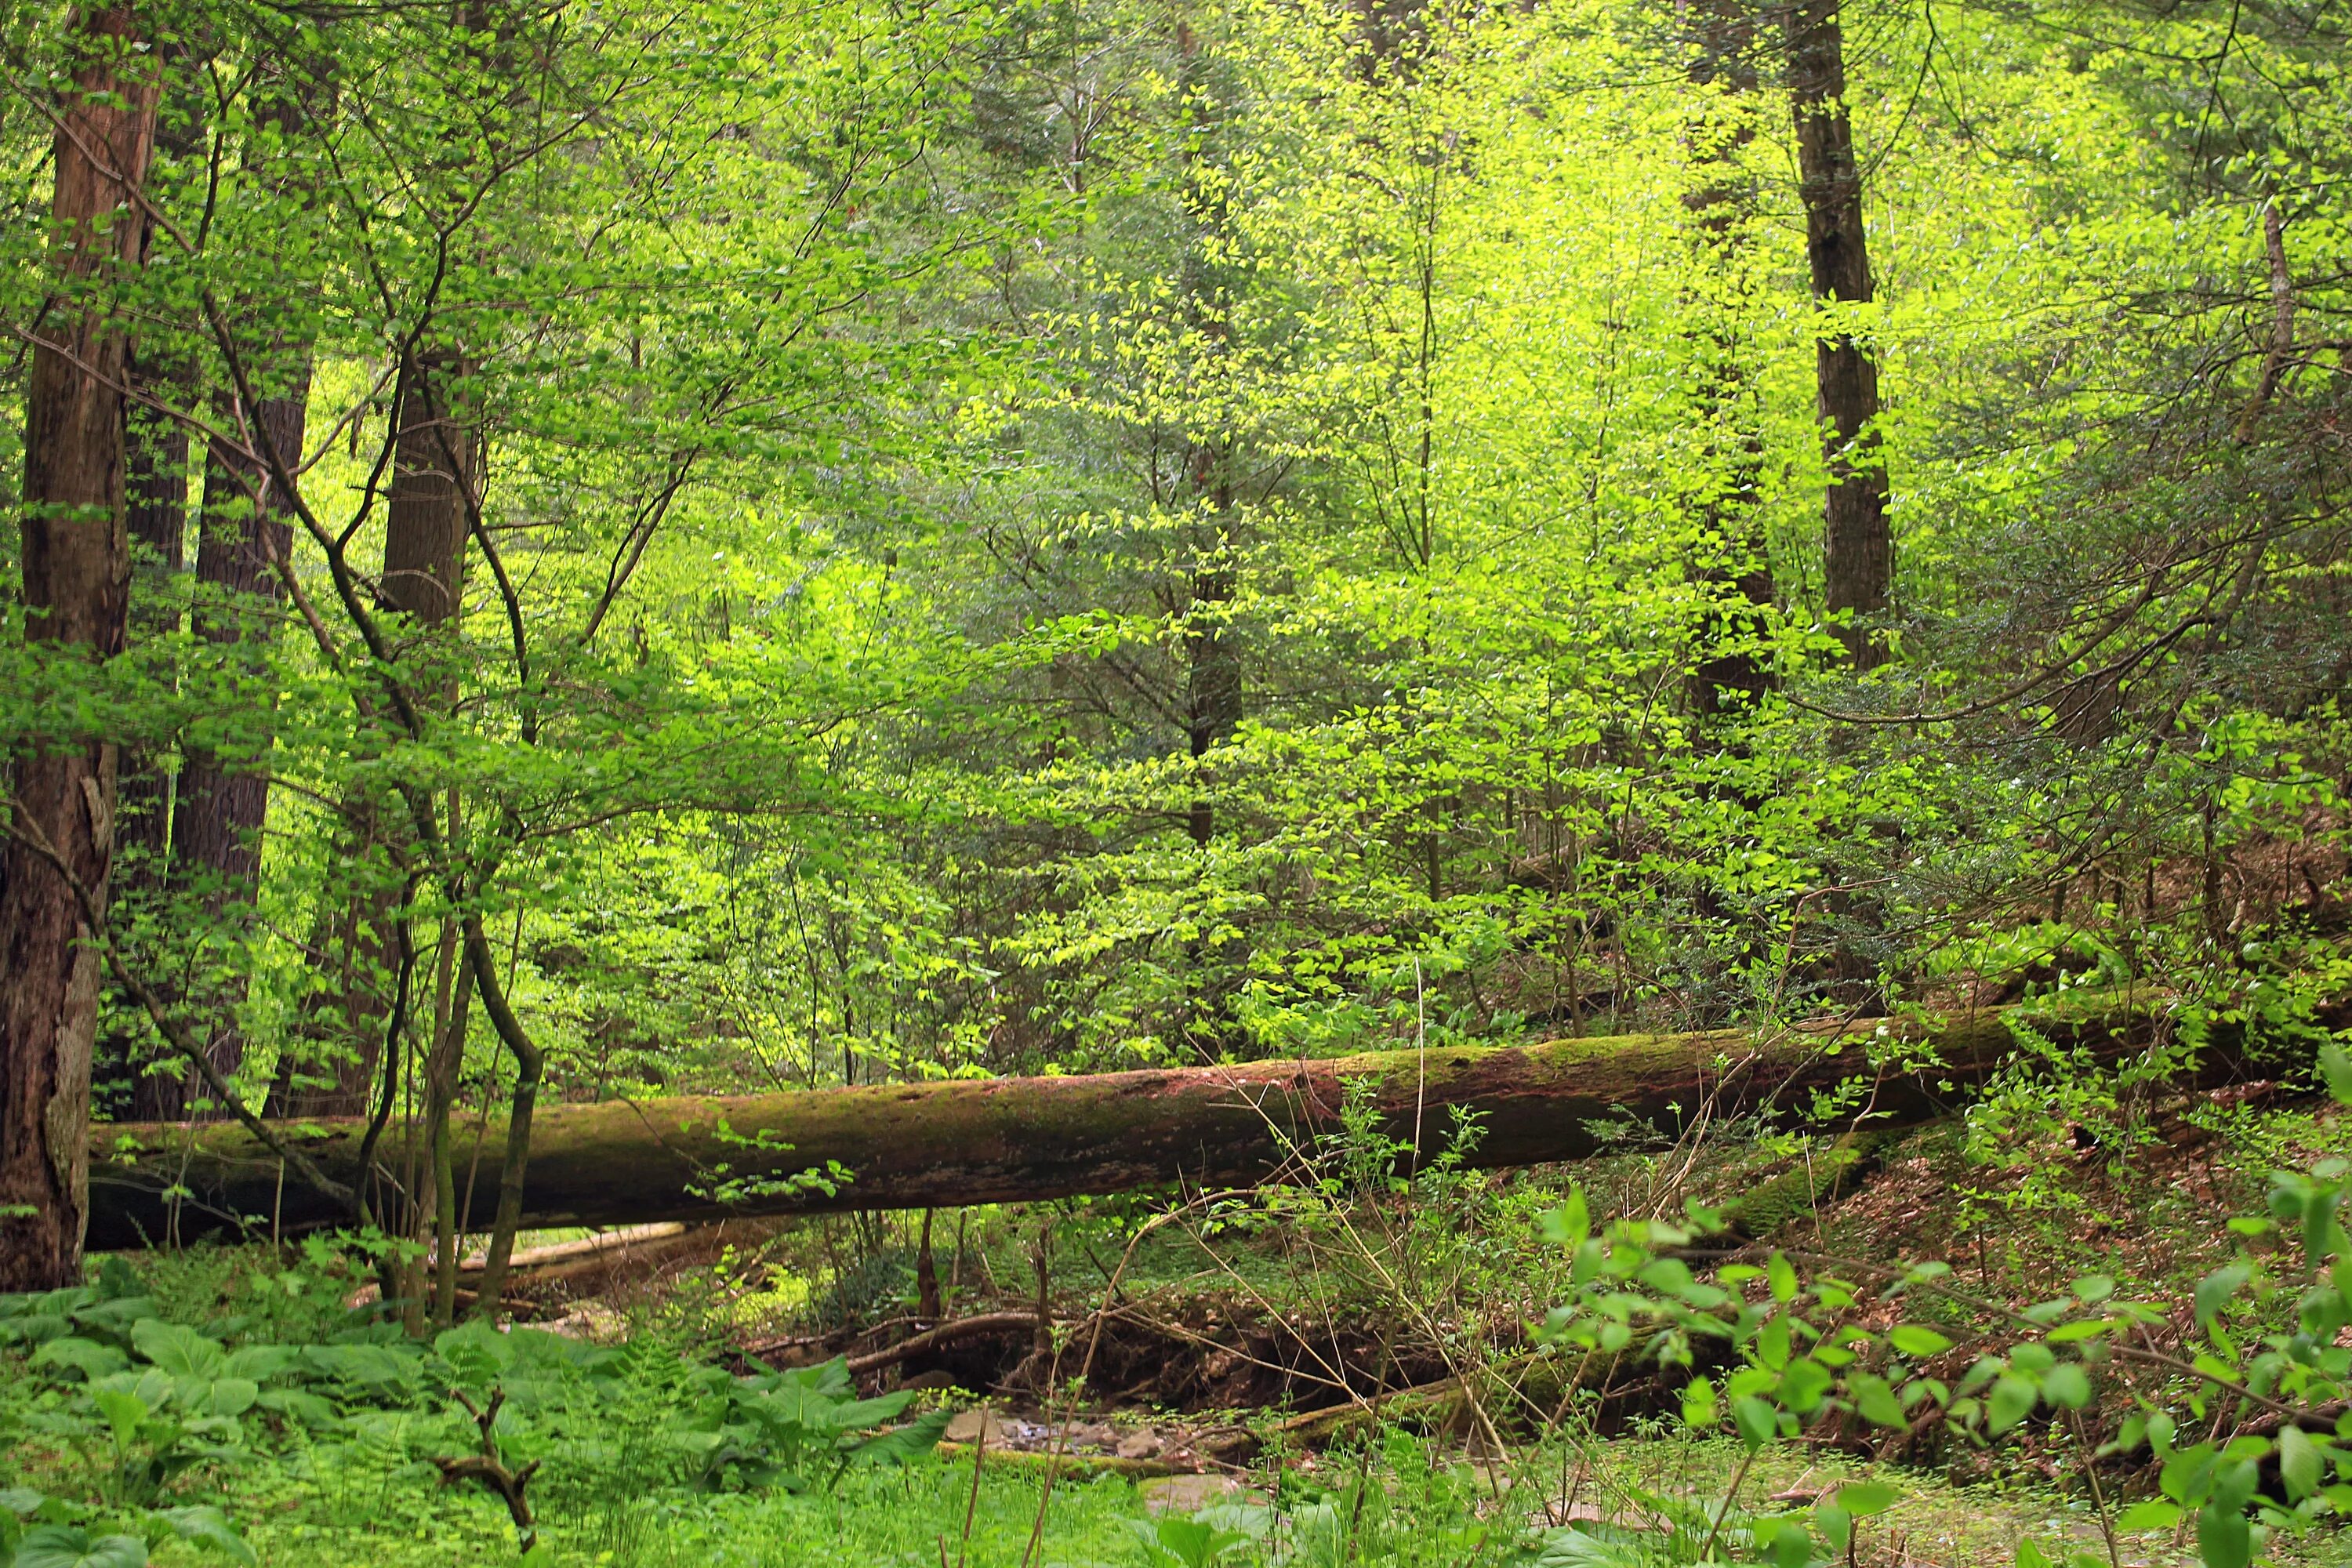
85,996,2211,1248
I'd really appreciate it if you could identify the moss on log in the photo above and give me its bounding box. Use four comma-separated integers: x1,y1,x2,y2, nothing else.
85,995,2206,1248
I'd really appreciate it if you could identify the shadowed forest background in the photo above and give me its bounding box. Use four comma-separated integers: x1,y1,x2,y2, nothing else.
0,0,2349,1560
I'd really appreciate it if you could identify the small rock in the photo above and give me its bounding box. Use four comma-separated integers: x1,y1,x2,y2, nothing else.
1116,1431,1165,1461
944,1408,1001,1444
1141,1475,1254,1514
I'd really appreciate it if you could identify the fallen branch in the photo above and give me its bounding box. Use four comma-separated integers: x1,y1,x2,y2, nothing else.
456,1222,687,1274
433,1388,539,1551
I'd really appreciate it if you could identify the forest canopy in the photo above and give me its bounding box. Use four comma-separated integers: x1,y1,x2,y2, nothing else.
0,0,2343,1287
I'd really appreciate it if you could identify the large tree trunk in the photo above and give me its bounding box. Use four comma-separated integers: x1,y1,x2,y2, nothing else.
114,350,194,906
152,366,313,1118
85,996,2223,1247
107,343,196,1122
0,3,159,1290
1785,0,1890,670
106,57,206,1122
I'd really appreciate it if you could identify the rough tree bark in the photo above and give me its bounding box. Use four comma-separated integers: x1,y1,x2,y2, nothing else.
0,2,159,1290
85,996,2226,1247
107,56,205,1120
108,343,196,1122
1785,0,1890,669
154,375,314,1115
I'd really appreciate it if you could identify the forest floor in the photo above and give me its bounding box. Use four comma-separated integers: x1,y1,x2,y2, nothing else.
13,1077,2352,1566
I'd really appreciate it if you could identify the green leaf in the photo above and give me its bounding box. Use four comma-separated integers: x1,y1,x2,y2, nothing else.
2014,1541,2051,1568
130,1321,223,1380
1767,1252,1798,1303
2041,1363,2091,1410
1847,1374,1904,1428
28,1338,127,1382
1987,1376,2037,1434
2196,1265,2251,1327
2278,1425,2321,1500
14,1526,149,1568
2196,1501,2251,1568
1887,1325,1952,1358
1776,1357,1832,1416
221,1346,295,1382
1681,1377,1718,1430
2320,1041,2352,1107
846,1408,950,1472
91,1388,148,1443
2111,1499,2181,1531
154,1505,256,1566
2045,1318,2117,1343
1831,1480,1898,1517
1731,1396,1778,1451
1543,1189,1592,1250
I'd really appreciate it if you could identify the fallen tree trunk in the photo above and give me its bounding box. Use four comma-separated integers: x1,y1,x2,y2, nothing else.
85,995,2222,1247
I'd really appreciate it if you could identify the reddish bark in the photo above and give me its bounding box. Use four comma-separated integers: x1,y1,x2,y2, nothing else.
1,3,160,1290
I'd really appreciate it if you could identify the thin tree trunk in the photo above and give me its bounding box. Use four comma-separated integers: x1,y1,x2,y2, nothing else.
1785,0,1890,669
0,3,159,1290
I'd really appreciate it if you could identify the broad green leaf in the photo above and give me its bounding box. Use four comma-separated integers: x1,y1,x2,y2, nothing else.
1846,1373,1904,1428
1887,1325,1951,1358
2321,1041,2352,1107
1776,1357,1832,1416
2196,1501,2252,1568
1987,1376,2037,1434
848,1408,951,1471
154,1505,257,1566
28,1338,126,1381
2112,1499,2181,1531
1767,1252,1798,1303
221,1346,295,1382
2278,1425,2321,1500
14,1526,149,1568
2040,1363,2091,1410
2045,1318,2117,1343
1544,1189,1590,1250
131,1321,223,1379
1681,1377,1718,1430
1731,1396,1777,1451
2196,1265,2251,1326
92,1388,147,1442
1831,1480,1898,1517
